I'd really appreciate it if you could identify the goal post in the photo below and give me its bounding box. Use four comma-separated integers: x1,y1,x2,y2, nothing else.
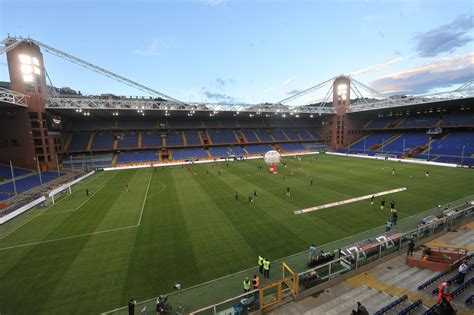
375,153,397,159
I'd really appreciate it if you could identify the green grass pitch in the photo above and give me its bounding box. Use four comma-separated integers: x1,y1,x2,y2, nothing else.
0,154,473,314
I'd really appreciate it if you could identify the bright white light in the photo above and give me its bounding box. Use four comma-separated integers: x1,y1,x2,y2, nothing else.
341,95,347,100
337,84,347,90
21,65,32,74
23,74,33,82
34,67,41,75
32,57,40,66
310,114,314,118
19,54,31,64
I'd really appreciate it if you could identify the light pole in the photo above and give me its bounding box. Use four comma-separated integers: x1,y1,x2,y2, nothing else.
9,160,17,196
427,137,431,161
35,157,43,185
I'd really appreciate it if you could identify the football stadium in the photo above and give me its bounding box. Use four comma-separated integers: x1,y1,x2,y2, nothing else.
0,2,473,315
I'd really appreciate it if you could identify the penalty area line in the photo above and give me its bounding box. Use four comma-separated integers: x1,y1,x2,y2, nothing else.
294,187,407,215
0,225,137,251
40,185,106,216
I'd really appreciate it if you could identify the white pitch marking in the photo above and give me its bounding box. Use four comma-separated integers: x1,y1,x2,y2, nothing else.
146,182,166,199
0,225,137,251
40,185,105,216
137,172,153,226
294,187,407,215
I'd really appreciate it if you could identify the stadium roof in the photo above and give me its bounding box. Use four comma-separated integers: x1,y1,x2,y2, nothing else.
1,36,473,115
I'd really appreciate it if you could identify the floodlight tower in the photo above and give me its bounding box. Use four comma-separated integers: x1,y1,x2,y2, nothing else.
4,38,60,170
321,76,365,149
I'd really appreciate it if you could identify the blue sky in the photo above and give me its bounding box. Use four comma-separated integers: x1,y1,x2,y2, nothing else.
0,0,473,105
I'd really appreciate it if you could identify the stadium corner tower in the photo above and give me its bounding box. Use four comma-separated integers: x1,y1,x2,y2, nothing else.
1,38,61,170
320,76,365,149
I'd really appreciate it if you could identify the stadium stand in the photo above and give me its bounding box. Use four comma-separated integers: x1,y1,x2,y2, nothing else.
399,114,442,128
245,144,273,154
0,171,65,199
92,133,114,150
269,223,474,315
208,129,238,144
165,131,184,146
271,129,288,141
116,120,155,129
279,143,307,152
209,147,231,157
348,132,397,153
184,130,201,145
117,132,138,149
141,131,163,148
255,130,273,142
0,165,32,179
365,116,394,129
116,151,158,164
69,133,91,151
380,132,430,156
171,148,209,160
442,112,474,127
229,146,247,156
242,130,258,142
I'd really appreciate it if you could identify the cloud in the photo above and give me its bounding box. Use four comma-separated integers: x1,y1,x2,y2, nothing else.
281,77,296,86
134,39,162,57
215,78,236,89
413,14,473,57
207,0,227,6
201,88,235,103
263,87,275,93
349,57,408,76
285,89,303,96
369,53,474,95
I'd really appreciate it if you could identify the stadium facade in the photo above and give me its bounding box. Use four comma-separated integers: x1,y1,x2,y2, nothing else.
0,37,473,202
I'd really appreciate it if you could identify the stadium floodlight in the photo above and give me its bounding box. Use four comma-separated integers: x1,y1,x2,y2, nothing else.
22,74,33,82
19,54,31,64
20,64,32,74
19,54,41,82
310,114,314,118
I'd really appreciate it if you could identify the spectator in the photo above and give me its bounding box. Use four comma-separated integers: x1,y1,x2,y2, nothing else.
407,238,415,257
457,259,468,284
356,301,369,315
437,281,453,304
128,298,136,315
309,244,317,262
438,296,456,315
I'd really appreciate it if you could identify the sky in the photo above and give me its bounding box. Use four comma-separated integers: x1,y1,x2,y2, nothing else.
0,0,473,105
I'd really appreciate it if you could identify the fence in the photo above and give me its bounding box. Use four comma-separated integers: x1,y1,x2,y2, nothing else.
103,195,474,315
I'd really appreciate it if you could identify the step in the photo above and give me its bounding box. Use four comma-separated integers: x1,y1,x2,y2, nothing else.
306,286,368,314
325,288,381,315
386,267,424,286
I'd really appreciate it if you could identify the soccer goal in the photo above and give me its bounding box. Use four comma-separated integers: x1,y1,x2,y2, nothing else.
375,153,398,159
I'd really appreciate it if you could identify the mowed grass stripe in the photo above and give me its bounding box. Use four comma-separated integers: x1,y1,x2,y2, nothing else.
0,155,472,314
39,169,152,313
120,169,204,304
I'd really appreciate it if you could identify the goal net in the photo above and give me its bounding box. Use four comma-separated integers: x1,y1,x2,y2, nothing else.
375,153,397,159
